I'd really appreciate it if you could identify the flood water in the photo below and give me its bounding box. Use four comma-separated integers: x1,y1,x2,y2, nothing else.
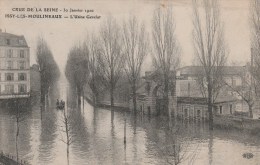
0,96,260,165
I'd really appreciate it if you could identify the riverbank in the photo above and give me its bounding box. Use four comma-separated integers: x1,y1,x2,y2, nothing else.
0,152,30,165
214,115,260,136
84,95,130,112
84,95,260,136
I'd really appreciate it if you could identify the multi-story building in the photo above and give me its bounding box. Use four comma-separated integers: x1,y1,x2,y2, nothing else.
0,30,30,99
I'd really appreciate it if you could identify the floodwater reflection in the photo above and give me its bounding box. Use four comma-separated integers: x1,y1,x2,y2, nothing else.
0,98,260,164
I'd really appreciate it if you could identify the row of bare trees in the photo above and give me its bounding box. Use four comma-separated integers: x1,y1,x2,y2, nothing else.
64,0,226,125
193,0,260,124
64,0,260,129
36,37,60,108
65,16,150,114
221,0,260,119
248,0,260,117
192,0,227,130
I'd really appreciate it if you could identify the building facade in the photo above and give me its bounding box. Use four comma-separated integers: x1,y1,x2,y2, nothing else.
0,30,30,99
175,66,252,118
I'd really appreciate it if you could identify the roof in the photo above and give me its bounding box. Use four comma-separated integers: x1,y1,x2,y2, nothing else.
177,66,245,77
0,31,28,47
144,70,176,81
178,94,239,105
214,93,238,104
177,97,207,105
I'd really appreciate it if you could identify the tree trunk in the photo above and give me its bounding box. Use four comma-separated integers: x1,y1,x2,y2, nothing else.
110,85,114,109
67,143,70,165
16,100,19,163
83,90,85,110
77,86,81,108
249,104,253,118
40,83,45,108
16,121,19,163
94,92,99,107
110,85,115,123
46,89,49,108
164,76,169,116
124,111,126,145
132,83,137,115
64,109,70,165
208,81,213,130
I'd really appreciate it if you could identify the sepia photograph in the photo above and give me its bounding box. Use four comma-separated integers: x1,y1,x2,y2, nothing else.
0,0,260,164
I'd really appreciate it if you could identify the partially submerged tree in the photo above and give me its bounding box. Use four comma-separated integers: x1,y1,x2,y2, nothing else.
14,99,25,163
84,35,104,106
152,7,180,116
192,0,227,130
98,16,125,109
224,64,258,118
251,0,260,62
58,109,83,165
65,44,89,107
122,16,149,114
36,37,60,107
249,0,260,117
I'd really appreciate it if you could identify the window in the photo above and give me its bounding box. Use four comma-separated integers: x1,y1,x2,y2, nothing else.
233,79,236,86
18,73,26,81
18,84,26,93
5,73,14,81
18,39,24,45
148,106,151,116
7,49,13,58
219,106,223,114
5,85,14,94
184,109,188,118
6,39,10,45
197,110,201,118
230,104,233,114
20,50,25,58
19,61,26,69
6,61,13,69
146,82,151,94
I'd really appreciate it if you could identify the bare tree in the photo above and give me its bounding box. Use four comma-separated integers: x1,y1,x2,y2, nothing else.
36,37,60,108
65,44,89,107
60,109,72,165
122,16,149,114
152,7,180,116
58,109,83,165
192,0,227,130
12,98,27,163
224,64,257,118
251,0,260,61
84,35,105,107
157,126,200,165
98,16,125,110
250,0,260,114
195,66,225,104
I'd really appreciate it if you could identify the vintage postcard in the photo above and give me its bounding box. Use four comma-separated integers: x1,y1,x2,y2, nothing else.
0,0,259,164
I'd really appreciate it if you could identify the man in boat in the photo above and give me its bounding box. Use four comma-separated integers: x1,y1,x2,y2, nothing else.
60,100,65,109
56,99,60,108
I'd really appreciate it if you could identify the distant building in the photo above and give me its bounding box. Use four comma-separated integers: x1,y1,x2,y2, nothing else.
0,30,30,99
176,66,250,118
133,66,251,119
130,70,177,116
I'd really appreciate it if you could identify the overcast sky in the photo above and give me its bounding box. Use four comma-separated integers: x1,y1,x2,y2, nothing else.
0,0,251,75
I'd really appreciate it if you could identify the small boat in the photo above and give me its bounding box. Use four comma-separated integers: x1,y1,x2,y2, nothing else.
56,100,65,110
57,104,64,110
